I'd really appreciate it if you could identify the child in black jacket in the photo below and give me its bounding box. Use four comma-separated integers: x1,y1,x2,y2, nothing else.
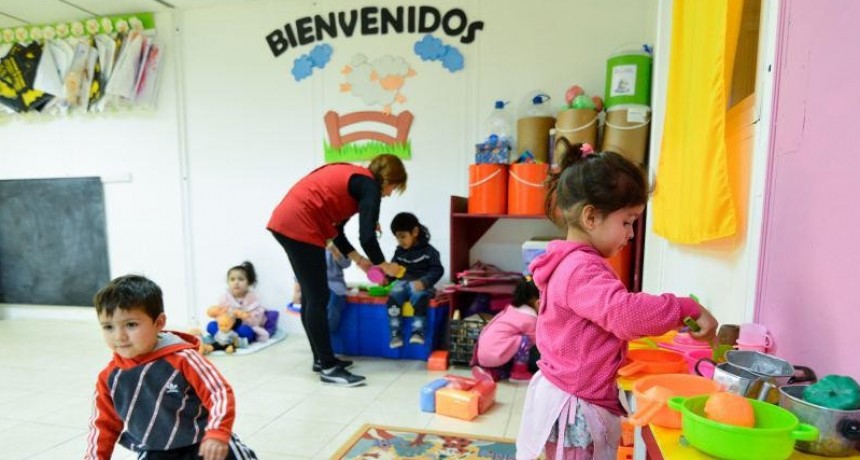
387,212,444,348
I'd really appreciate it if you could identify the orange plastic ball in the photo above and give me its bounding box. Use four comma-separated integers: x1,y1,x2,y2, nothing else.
704,392,756,428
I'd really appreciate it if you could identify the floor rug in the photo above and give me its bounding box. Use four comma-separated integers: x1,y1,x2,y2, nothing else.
206,328,287,356
332,423,517,459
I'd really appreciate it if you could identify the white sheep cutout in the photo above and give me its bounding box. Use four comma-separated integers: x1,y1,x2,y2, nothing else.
341,54,416,114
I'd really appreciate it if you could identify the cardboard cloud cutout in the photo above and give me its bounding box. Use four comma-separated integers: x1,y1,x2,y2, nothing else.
414,34,464,73
291,43,334,81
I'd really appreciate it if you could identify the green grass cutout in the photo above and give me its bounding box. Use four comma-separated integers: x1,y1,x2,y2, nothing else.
324,140,411,163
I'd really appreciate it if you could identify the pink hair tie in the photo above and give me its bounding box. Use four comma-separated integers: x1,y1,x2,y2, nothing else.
581,143,595,158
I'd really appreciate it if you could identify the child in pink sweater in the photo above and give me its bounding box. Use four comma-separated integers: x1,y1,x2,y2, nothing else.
515,141,718,460
471,276,540,382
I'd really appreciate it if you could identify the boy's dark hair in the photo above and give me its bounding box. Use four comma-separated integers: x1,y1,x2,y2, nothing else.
390,212,431,242
93,275,164,321
546,139,649,227
228,260,257,286
513,276,540,307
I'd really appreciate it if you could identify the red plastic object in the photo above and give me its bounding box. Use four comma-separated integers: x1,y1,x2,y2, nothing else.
444,374,477,390
427,350,449,371
470,379,496,414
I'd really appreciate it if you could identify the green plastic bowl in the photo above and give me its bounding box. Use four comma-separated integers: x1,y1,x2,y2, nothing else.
668,395,819,460
367,285,392,297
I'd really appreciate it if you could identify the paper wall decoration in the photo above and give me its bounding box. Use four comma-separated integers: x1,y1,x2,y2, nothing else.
340,54,416,113
0,13,161,116
292,43,333,81
323,110,413,163
414,34,463,72
266,6,483,58
0,13,155,44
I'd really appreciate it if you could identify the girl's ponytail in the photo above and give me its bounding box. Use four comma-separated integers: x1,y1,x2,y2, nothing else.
545,138,588,221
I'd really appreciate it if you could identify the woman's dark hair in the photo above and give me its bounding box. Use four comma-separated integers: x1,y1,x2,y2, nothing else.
94,274,164,321
228,261,257,286
513,276,540,308
390,212,430,242
545,138,649,227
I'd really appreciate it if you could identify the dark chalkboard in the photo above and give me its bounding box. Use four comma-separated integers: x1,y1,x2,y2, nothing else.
0,177,110,306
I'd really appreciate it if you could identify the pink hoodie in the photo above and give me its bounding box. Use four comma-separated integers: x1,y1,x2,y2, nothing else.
476,305,537,367
529,240,699,415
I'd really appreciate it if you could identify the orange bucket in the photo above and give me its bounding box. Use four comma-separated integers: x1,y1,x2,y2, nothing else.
468,164,507,214
507,163,548,216
607,243,633,289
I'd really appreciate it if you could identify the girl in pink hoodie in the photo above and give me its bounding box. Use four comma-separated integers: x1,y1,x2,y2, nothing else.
471,276,540,382
515,141,718,460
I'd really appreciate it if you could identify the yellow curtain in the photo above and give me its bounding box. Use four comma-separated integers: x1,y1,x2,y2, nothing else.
652,0,743,244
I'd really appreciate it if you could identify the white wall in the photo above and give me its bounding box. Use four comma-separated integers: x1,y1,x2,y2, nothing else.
0,12,193,327
1,0,658,328
181,0,659,324
642,0,779,325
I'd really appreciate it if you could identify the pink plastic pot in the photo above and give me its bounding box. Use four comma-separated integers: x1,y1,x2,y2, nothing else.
685,349,714,375
366,266,386,284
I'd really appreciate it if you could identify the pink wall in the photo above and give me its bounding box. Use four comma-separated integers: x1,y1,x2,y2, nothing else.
758,0,860,378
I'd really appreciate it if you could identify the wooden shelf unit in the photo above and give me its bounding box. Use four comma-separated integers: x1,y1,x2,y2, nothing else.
448,195,548,283
448,195,645,292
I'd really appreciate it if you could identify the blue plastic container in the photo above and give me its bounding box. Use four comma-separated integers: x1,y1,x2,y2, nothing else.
401,305,447,360
421,378,450,412
358,304,402,359
330,297,448,360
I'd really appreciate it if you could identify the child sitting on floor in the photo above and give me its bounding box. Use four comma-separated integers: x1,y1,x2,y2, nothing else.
471,275,541,382
207,261,269,344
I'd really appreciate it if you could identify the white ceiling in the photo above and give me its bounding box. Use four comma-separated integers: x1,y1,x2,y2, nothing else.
0,0,249,28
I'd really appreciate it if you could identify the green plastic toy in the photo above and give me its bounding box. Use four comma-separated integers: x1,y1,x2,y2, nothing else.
803,375,860,410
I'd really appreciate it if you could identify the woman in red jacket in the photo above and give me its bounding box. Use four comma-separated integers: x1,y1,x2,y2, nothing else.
268,154,407,387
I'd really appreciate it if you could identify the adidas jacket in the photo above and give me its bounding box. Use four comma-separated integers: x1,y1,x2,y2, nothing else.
85,331,236,459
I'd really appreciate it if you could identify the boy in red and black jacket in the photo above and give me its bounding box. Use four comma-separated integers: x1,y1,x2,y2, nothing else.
85,275,256,460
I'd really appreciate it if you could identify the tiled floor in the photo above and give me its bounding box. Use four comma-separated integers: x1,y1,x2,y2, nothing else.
0,318,526,459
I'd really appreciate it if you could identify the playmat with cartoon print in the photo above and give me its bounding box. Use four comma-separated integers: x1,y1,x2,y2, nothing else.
333,424,516,459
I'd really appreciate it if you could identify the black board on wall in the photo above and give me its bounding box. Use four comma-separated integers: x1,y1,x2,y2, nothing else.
0,177,110,306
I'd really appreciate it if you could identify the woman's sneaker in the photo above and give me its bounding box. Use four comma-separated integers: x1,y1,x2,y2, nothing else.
312,357,354,373
320,367,366,387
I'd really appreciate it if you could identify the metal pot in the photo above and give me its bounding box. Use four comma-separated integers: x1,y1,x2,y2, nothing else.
700,360,763,398
725,350,817,386
779,385,860,457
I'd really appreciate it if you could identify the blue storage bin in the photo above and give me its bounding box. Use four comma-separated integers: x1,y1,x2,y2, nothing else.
357,302,402,359
401,303,448,360
420,378,450,412
329,294,449,360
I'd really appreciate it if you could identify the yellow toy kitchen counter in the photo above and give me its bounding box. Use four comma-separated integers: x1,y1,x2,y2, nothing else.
643,424,860,459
